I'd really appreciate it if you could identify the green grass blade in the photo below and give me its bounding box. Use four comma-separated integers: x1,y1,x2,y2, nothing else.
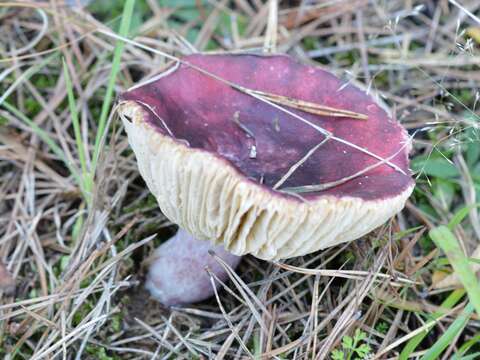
2,101,83,189
420,303,474,360
452,333,480,359
468,257,480,265
393,225,425,241
430,226,480,317
415,226,480,360
448,203,480,230
91,0,135,173
0,54,57,107
456,353,480,360
62,59,90,192
399,289,465,360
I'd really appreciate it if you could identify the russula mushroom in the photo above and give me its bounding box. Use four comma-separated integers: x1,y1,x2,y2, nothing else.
119,53,414,303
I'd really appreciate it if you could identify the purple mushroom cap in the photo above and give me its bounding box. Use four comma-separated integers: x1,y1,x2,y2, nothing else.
119,53,414,260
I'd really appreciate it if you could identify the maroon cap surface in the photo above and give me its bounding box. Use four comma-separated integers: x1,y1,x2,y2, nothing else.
121,54,413,201
119,54,414,259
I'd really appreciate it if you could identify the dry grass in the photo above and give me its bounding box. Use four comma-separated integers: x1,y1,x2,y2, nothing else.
1,0,480,359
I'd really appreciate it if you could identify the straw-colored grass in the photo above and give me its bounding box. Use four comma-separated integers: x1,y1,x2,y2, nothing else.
1,0,479,358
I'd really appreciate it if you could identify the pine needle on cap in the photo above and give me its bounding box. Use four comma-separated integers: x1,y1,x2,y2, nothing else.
251,89,369,120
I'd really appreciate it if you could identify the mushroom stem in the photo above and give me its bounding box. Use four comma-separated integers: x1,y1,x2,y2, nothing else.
146,228,242,306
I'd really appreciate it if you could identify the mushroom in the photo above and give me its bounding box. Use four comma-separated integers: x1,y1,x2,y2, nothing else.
119,53,414,304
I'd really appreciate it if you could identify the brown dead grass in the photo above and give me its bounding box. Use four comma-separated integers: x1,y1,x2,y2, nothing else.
1,0,480,359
